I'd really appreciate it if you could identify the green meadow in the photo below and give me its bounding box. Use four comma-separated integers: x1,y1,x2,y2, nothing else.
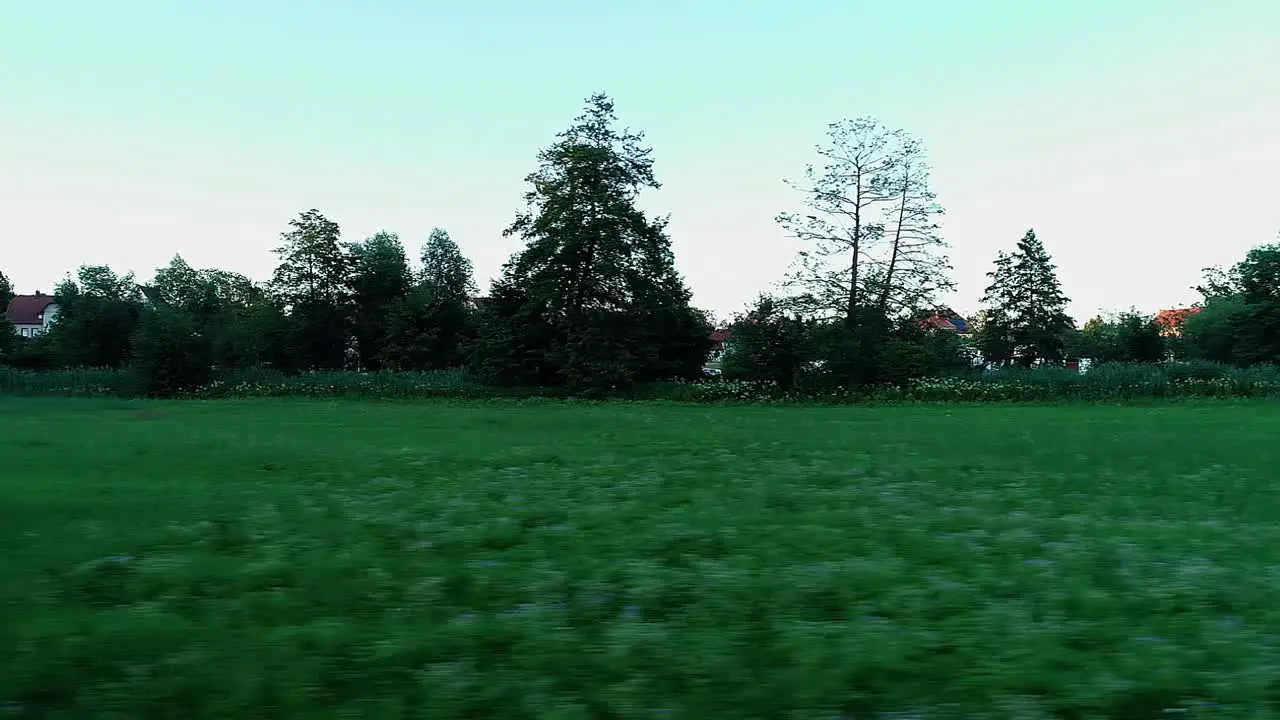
3,397,1279,718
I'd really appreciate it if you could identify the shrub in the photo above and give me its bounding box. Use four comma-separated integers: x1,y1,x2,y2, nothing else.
0,367,136,397
131,307,214,398
4,361,1280,404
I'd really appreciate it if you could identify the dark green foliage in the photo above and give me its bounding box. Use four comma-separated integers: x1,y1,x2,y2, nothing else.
1076,311,1167,364
145,256,295,372
131,305,213,397
378,228,478,371
977,229,1074,367
271,210,352,370
469,282,559,386
721,297,811,387
133,256,299,396
381,286,475,371
633,304,715,382
1180,242,1280,367
1236,243,1280,306
347,231,413,369
721,297,972,391
806,308,893,387
472,93,709,390
1,336,56,370
801,309,973,388
0,269,15,361
44,266,144,368
419,227,475,303
1180,296,1247,369
878,316,975,384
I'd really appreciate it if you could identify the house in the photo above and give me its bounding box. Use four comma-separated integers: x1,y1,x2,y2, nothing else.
5,293,59,338
708,329,732,362
1154,307,1200,337
919,307,972,334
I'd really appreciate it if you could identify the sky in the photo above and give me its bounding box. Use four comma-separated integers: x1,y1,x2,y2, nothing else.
2,0,1278,323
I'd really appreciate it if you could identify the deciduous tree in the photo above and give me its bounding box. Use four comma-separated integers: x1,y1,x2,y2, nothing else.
1182,241,1280,365
45,265,144,367
720,295,811,389
270,210,351,369
778,117,951,322
347,231,413,369
1076,311,1166,364
419,228,475,302
871,135,953,319
0,270,15,359
380,228,477,371
142,255,290,373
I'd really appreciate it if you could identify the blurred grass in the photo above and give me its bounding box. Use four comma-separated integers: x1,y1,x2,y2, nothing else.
3,396,1280,716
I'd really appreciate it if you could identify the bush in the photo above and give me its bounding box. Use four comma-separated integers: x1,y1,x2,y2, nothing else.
0,367,138,397
4,361,1280,404
189,368,479,400
131,307,214,398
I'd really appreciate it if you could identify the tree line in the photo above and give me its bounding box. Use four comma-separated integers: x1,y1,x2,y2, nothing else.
3,94,1279,396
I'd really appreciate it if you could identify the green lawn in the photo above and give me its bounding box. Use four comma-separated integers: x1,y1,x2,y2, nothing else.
3,397,1280,718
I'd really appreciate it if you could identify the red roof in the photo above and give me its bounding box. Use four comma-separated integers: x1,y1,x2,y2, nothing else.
5,295,56,325
710,329,732,350
1154,307,1200,336
921,315,958,331
1155,307,1200,327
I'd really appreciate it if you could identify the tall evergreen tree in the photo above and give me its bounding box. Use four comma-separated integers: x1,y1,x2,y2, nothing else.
471,93,710,389
977,229,1074,366
270,209,351,369
347,231,413,369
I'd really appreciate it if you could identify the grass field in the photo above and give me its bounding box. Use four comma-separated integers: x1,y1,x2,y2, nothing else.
3,397,1280,718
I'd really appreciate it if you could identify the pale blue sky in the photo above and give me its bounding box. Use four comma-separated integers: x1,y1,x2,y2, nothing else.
2,0,1277,322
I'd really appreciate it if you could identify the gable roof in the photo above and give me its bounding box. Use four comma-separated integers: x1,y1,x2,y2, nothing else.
1154,307,1200,336
919,307,972,334
1155,307,1200,327
6,294,57,326
922,315,958,331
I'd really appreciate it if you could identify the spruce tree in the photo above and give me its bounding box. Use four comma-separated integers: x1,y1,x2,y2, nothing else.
472,93,710,389
978,229,1074,366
